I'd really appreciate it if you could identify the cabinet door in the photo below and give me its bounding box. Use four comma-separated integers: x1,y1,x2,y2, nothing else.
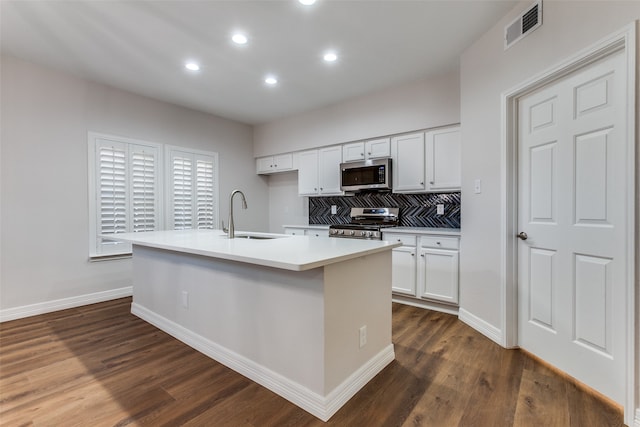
318,146,343,195
273,153,293,171
366,138,391,159
418,248,459,304
298,150,319,196
391,133,425,192
256,156,274,174
284,227,306,236
392,246,417,296
426,127,461,191
342,142,365,162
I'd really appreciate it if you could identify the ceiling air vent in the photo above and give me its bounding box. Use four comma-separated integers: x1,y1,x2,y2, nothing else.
504,0,542,50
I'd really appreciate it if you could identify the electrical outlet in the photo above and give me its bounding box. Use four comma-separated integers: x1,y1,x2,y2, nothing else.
359,325,367,348
436,204,444,215
331,205,337,215
181,291,189,308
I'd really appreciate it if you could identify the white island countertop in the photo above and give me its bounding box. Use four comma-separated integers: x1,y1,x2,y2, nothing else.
109,229,400,272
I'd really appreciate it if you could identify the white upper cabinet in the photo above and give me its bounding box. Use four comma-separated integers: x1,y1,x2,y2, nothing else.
342,142,366,162
425,126,461,191
298,150,319,196
391,133,425,193
318,146,343,195
342,138,391,162
297,147,343,196
256,153,294,174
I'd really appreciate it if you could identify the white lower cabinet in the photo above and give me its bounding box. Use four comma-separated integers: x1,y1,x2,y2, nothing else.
391,246,417,295
283,226,328,237
384,232,459,306
418,247,459,304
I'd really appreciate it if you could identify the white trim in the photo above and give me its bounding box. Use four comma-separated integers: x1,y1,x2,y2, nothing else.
392,295,459,316
458,308,503,346
0,286,133,323
132,302,394,422
500,23,636,425
635,408,640,427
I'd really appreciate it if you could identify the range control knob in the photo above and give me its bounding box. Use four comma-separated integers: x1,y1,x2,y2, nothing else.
349,230,355,236
365,231,372,237
330,229,337,235
338,230,344,235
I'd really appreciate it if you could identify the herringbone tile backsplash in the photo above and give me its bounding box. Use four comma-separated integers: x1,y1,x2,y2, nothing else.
309,192,460,228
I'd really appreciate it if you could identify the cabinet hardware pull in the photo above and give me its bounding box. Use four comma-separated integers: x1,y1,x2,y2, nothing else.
421,254,425,257
436,241,441,245
517,232,528,240
430,181,434,184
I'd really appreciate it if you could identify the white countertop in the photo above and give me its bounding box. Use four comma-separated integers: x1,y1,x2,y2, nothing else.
283,224,460,237
108,229,400,272
283,224,330,230
382,227,461,236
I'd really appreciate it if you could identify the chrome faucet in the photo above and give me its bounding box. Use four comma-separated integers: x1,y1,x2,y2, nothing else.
227,189,247,238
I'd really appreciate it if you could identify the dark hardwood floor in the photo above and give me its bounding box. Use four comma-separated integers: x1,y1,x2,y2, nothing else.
0,298,623,426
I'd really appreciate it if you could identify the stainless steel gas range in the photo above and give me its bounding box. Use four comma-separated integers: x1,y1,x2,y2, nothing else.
329,207,399,240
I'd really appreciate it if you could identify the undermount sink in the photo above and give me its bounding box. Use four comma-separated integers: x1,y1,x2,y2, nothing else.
234,234,278,240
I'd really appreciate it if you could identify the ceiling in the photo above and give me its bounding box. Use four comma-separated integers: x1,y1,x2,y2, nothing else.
1,0,518,125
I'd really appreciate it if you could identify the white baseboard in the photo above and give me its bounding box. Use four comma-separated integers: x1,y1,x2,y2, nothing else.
0,287,133,323
634,408,640,427
458,307,503,346
132,302,394,422
392,295,460,316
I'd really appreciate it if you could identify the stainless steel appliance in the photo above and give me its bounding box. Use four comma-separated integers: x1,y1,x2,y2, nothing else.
340,158,392,192
329,207,399,240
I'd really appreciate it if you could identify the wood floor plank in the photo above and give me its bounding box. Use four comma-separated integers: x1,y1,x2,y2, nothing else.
0,297,625,426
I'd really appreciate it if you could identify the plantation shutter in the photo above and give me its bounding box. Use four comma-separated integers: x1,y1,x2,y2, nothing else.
90,135,162,257
168,147,218,230
96,140,129,255
195,157,215,229
130,145,158,232
171,154,194,230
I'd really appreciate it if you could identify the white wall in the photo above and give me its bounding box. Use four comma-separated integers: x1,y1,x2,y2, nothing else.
459,2,638,421
255,68,461,233
253,69,460,157
0,55,267,312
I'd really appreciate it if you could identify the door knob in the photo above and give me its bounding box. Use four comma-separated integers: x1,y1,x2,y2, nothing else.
517,232,528,241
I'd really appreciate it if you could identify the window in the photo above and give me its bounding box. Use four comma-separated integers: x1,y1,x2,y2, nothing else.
166,146,219,230
88,135,220,259
88,133,162,257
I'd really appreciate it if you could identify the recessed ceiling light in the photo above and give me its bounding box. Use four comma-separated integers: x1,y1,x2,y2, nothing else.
232,33,248,45
323,52,337,62
185,62,200,71
265,76,278,85
299,0,316,5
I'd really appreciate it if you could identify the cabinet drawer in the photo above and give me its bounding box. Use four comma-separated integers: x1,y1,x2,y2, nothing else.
384,233,416,246
420,236,459,250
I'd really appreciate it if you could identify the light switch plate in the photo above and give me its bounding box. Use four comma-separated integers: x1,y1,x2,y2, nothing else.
436,204,445,215
474,179,482,194
331,205,337,215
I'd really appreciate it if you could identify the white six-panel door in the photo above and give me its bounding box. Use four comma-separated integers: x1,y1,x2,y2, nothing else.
517,50,628,404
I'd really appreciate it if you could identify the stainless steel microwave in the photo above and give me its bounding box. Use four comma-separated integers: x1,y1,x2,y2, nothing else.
340,158,392,192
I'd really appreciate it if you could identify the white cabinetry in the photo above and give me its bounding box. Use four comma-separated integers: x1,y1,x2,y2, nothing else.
342,138,391,162
297,147,343,196
417,236,459,304
283,226,328,237
385,234,417,296
425,126,461,191
384,231,459,307
391,133,425,193
256,153,293,174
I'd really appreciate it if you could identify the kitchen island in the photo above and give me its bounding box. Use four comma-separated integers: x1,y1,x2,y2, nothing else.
109,229,400,421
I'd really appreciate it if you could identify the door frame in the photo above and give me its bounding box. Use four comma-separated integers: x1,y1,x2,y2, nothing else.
500,23,636,424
